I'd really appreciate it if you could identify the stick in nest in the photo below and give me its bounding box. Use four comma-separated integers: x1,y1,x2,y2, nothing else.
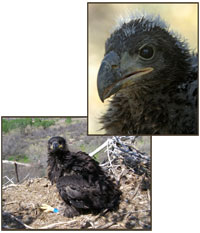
39,220,78,229
2,212,33,229
132,174,145,200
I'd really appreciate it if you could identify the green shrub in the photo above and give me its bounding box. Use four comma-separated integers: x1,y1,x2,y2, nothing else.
40,120,55,129
20,155,30,163
2,118,33,133
33,118,55,129
2,118,55,133
32,118,42,127
65,117,72,124
8,154,30,163
2,119,9,133
8,156,15,161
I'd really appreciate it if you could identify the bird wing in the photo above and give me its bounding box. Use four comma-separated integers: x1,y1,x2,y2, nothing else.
56,175,100,209
64,151,102,176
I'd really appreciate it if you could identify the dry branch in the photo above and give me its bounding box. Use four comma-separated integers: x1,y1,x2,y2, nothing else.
2,183,18,190
3,160,31,167
89,140,108,157
95,221,118,229
40,220,78,229
101,136,150,182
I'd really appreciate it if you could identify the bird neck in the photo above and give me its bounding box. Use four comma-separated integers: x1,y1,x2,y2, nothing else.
48,150,69,162
105,76,187,134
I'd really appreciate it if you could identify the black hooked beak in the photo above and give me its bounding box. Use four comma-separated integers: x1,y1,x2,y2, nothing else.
52,141,59,150
97,51,121,102
97,51,154,102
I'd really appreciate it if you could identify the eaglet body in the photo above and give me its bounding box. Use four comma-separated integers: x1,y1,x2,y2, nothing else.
47,136,121,217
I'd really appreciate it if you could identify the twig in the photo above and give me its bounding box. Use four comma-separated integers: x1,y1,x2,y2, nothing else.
2,183,18,190
99,158,115,167
4,201,17,205
95,221,117,229
116,167,126,182
2,212,33,229
147,189,151,202
39,220,78,229
132,174,145,200
106,140,116,176
93,208,109,221
126,209,151,218
14,162,19,183
111,136,150,161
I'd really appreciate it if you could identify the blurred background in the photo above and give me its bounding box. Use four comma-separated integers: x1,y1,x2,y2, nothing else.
88,3,198,134
2,117,150,185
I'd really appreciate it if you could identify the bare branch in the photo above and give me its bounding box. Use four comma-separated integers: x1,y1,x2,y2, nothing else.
3,160,31,167
40,220,78,229
2,183,18,190
89,140,108,157
94,221,118,229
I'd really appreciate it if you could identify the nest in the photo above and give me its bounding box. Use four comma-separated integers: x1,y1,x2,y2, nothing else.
2,136,151,230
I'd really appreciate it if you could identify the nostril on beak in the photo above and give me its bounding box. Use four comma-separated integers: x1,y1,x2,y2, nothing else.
111,64,118,69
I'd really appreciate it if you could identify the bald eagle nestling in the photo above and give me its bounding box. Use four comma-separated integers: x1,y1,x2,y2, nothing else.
47,136,121,218
97,14,198,135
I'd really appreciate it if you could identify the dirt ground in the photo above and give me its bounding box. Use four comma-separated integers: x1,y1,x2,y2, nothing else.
2,161,151,230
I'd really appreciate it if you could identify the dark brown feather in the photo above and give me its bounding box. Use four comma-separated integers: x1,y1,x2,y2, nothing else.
47,136,121,217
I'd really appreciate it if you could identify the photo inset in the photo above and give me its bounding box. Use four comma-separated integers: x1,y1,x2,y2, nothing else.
88,3,198,135
2,117,151,230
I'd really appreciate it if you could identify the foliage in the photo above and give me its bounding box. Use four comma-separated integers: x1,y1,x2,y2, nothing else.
65,117,72,124
8,154,30,163
2,118,33,133
2,118,55,133
32,118,55,129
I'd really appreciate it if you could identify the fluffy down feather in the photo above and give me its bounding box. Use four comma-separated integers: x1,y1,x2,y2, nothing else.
47,136,121,217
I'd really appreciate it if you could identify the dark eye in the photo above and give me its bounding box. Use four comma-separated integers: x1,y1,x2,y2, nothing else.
139,45,154,60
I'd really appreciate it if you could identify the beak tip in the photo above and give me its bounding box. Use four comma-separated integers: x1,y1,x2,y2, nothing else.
97,84,105,103
97,51,121,103
98,91,105,103
100,96,105,103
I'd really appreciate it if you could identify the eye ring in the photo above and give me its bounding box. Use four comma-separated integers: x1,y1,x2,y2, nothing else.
138,44,155,60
